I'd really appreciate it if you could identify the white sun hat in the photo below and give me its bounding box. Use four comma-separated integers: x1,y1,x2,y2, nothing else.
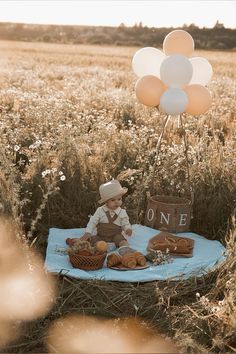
98,180,128,204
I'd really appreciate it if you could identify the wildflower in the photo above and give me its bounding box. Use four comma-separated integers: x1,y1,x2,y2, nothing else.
60,175,66,181
29,140,42,149
199,296,210,306
211,306,220,313
42,169,51,178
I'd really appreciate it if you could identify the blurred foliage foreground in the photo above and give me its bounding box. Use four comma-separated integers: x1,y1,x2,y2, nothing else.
0,41,235,353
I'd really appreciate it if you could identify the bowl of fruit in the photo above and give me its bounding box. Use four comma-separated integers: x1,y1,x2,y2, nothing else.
66,238,108,271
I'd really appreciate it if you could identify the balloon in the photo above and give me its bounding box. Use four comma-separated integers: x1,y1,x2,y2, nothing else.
160,54,193,88
184,84,211,115
132,47,166,78
163,30,194,57
135,75,165,107
189,57,213,86
160,88,188,115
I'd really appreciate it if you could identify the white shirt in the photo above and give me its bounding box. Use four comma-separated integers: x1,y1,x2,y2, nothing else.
85,205,131,235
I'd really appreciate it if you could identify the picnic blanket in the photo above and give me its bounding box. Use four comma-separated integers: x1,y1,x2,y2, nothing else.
44,224,226,282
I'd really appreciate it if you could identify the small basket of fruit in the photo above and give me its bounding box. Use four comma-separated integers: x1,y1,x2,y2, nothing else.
66,238,108,271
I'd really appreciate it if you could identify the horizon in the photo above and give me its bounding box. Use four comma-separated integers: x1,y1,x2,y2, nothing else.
0,1,235,30
0,19,232,30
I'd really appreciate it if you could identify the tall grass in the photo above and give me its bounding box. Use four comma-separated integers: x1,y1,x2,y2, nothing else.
0,40,235,247
0,40,235,352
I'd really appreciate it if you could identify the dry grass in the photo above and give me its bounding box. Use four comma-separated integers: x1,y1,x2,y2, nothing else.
0,40,236,353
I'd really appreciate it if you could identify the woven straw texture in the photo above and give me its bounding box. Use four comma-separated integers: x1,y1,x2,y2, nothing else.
69,252,107,270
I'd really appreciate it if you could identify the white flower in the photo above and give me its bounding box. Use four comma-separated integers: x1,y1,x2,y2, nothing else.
14,145,20,152
211,306,220,313
60,175,66,181
42,169,51,178
29,140,42,149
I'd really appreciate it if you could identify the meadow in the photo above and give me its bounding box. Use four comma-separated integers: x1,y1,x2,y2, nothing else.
0,40,235,352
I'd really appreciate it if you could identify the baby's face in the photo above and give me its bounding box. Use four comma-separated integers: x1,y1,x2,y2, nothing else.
106,195,123,210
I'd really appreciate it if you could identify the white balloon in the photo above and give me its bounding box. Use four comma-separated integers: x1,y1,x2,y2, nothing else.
160,88,189,115
160,54,193,88
189,57,213,85
132,47,166,78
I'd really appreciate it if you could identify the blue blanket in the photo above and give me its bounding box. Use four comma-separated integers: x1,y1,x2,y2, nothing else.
44,224,226,282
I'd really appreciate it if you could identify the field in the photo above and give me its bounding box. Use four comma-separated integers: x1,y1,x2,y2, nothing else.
0,40,236,353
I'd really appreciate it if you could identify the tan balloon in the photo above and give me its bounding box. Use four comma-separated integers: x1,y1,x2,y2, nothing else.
184,84,211,115
163,30,194,57
135,75,165,107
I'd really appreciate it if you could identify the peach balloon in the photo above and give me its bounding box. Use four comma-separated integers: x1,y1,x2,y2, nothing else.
163,30,194,57
135,75,165,107
184,84,211,115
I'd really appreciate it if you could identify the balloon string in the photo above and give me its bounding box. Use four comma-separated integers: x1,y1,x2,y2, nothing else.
179,114,194,214
149,113,170,195
177,114,180,129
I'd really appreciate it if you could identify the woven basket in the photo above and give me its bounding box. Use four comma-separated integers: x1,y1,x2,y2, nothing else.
144,195,191,233
69,252,107,270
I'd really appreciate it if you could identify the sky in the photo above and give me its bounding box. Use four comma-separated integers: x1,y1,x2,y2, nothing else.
0,1,235,29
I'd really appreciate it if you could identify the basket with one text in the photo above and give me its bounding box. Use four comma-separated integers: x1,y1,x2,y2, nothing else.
144,195,191,233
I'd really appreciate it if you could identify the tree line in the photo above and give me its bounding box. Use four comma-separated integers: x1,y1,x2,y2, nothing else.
0,21,235,50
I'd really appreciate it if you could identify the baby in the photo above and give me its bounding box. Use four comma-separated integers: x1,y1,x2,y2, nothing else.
82,180,132,248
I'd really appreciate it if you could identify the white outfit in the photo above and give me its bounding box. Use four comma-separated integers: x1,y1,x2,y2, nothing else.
85,205,131,235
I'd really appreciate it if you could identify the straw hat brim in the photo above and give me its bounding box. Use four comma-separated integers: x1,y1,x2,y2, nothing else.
98,187,128,204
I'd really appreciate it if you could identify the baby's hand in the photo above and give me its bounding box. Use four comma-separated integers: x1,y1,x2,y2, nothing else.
81,232,92,241
125,229,132,237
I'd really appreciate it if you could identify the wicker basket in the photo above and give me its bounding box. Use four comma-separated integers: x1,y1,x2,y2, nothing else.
69,252,107,270
144,195,191,233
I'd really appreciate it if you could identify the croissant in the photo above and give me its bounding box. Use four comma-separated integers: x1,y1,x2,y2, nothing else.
107,253,122,267
133,252,146,266
121,253,137,269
